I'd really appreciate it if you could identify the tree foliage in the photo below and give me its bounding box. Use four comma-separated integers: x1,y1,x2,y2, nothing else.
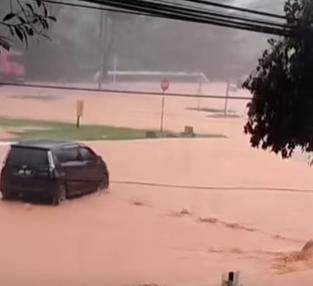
243,0,313,158
0,0,56,51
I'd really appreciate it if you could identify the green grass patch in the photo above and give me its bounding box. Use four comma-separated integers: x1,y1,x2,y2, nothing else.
0,117,147,141
0,117,227,141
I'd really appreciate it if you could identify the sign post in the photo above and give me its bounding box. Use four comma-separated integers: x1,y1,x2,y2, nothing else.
197,76,203,111
98,10,104,90
76,100,84,128
113,55,117,85
221,271,240,286
224,80,230,116
160,79,170,133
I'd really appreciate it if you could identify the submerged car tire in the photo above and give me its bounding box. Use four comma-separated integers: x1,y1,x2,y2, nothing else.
51,184,67,206
2,191,12,201
98,174,109,192
1,188,16,201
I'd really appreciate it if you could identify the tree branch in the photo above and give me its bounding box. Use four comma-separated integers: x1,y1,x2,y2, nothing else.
0,0,57,51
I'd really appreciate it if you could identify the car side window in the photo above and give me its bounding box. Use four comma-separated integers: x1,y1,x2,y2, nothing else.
79,147,96,162
55,147,81,164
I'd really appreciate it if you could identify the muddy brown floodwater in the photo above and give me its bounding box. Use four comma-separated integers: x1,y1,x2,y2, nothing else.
0,84,313,286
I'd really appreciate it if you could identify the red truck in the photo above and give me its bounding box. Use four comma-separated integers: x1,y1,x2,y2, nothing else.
0,50,25,82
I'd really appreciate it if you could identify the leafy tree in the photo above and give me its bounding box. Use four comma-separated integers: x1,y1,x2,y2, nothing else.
243,0,313,158
0,0,56,51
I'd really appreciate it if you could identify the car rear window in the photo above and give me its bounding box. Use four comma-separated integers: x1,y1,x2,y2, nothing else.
6,147,48,167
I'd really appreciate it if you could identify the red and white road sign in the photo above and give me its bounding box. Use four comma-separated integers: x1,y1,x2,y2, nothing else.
161,78,170,92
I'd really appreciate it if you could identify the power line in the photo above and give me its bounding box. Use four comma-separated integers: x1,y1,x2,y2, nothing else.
45,0,311,33
42,0,292,36
153,0,286,29
182,0,285,20
72,0,292,36
42,0,153,17
44,0,289,35
78,0,286,21
76,0,286,20
40,0,299,37
44,0,282,35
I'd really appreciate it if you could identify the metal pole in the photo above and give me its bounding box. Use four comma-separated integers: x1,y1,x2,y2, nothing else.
224,80,230,116
76,115,80,128
113,55,117,85
160,93,165,133
98,10,104,90
197,75,202,111
221,271,240,286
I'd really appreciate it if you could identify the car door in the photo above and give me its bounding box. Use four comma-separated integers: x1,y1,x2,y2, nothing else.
55,146,87,196
79,146,103,192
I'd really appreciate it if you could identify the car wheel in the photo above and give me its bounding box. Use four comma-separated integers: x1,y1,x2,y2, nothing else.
98,175,109,192
1,189,16,201
52,184,67,206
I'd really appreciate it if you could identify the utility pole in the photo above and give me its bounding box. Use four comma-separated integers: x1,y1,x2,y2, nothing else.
113,55,117,85
197,74,203,111
160,92,165,133
160,79,169,133
224,80,230,116
221,272,240,286
98,10,105,90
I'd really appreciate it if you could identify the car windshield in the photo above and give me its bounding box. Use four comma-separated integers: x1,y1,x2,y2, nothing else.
7,147,48,167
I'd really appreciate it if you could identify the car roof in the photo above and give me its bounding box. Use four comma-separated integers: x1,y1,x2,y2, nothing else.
11,140,80,150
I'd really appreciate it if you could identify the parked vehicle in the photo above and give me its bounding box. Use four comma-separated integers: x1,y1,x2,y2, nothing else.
0,50,25,82
0,140,109,205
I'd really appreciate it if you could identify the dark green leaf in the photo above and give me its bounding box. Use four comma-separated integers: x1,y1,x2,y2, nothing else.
41,19,49,29
43,4,48,17
48,16,57,22
26,3,34,13
26,27,34,36
21,29,28,47
18,16,26,24
14,26,24,42
9,26,14,36
41,33,50,40
3,13,16,22
0,37,11,51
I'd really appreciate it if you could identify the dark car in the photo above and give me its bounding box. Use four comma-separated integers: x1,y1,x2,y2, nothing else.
0,140,109,205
